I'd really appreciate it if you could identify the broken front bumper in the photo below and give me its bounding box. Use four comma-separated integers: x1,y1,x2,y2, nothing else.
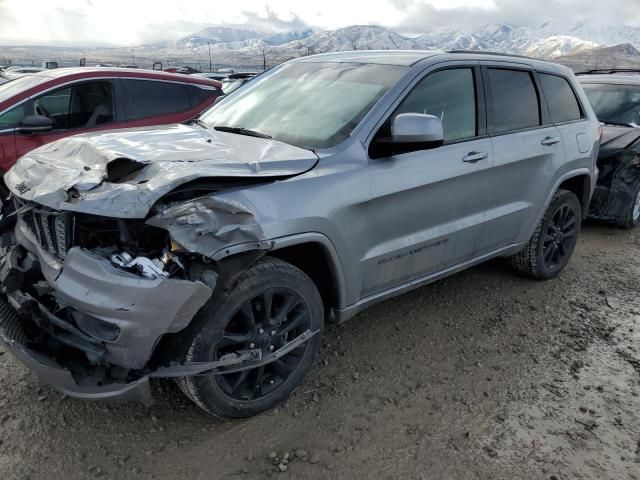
0,300,152,403
0,218,212,402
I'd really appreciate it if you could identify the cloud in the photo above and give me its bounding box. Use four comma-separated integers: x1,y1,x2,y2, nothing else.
393,0,640,33
238,6,311,33
0,0,639,46
0,0,16,34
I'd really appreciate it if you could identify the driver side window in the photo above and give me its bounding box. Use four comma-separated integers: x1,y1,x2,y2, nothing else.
0,104,27,129
31,81,115,131
33,87,72,129
395,68,477,142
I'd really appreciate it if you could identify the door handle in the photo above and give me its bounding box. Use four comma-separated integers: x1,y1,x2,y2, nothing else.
541,136,561,146
462,151,489,163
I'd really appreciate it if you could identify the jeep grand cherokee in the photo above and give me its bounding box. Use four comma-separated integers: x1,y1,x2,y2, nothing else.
0,51,600,418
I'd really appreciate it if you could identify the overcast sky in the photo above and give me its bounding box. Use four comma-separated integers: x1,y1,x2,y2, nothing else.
0,0,638,46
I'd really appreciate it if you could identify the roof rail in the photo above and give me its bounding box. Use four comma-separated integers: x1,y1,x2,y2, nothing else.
576,68,640,76
447,50,538,60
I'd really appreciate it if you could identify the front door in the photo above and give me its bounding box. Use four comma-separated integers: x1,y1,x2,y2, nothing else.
15,80,124,159
0,103,25,172
364,65,496,297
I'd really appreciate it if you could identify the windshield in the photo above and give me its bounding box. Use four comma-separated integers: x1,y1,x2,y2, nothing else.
0,74,48,104
200,62,408,149
583,83,640,127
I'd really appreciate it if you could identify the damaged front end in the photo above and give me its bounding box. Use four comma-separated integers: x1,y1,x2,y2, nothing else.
0,125,319,404
0,185,288,403
588,126,640,222
0,202,215,403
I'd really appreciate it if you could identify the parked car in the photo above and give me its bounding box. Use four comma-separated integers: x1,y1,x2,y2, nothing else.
193,72,228,81
221,72,258,95
41,60,59,70
1,67,45,80
0,51,600,418
578,70,640,228
166,66,200,75
0,67,223,174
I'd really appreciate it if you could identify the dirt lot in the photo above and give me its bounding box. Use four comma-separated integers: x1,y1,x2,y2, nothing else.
1,221,639,480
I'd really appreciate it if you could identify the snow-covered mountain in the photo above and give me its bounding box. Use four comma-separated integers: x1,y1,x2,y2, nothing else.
4,20,640,68
144,20,640,63
285,25,415,53
525,36,600,58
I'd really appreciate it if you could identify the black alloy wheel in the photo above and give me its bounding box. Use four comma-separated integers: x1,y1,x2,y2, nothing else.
177,258,323,418
214,288,312,401
510,189,582,280
542,203,577,270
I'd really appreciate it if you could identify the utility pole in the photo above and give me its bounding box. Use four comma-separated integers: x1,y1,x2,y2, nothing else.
307,46,311,56
208,42,212,72
263,49,266,71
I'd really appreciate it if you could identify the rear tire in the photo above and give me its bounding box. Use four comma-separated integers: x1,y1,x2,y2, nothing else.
177,257,323,418
510,189,581,280
617,182,640,229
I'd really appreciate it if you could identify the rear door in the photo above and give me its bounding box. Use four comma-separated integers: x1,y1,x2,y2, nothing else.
123,79,198,126
15,79,124,159
538,72,591,172
481,64,564,248
364,64,496,296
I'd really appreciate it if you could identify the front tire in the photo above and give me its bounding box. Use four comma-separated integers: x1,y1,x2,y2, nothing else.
510,189,581,280
177,257,323,418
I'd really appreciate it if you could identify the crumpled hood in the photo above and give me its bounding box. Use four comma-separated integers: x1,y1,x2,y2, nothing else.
600,125,640,156
6,123,318,218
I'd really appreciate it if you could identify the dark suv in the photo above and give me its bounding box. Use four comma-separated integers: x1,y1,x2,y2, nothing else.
0,51,600,418
579,70,640,227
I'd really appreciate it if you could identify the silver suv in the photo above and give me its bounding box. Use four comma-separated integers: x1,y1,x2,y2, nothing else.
0,51,600,418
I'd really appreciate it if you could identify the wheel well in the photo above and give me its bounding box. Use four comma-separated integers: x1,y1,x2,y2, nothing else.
270,242,341,319
558,175,591,217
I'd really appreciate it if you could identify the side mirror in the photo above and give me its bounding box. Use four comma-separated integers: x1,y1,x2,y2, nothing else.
16,115,54,134
392,113,444,144
371,113,444,158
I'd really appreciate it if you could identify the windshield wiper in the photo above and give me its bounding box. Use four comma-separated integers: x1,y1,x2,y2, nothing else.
601,120,635,128
213,126,272,139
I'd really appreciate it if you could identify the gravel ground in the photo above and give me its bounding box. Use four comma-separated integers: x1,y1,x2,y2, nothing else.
1,221,639,480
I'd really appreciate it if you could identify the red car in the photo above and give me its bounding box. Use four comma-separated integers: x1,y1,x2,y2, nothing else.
0,68,223,173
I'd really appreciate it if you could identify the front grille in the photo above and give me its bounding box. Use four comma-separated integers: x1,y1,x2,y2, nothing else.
22,208,74,259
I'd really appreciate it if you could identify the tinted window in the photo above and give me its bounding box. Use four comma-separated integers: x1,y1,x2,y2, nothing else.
582,83,640,126
33,87,71,129
0,104,27,129
69,81,114,128
488,69,540,133
187,85,220,105
32,81,114,130
540,74,582,123
395,68,476,141
127,80,191,120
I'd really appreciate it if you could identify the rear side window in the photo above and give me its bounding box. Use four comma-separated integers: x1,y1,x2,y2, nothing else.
488,69,540,133
126,79,192,121
395,68,477,141
539,74,583,123
188,85,221,105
